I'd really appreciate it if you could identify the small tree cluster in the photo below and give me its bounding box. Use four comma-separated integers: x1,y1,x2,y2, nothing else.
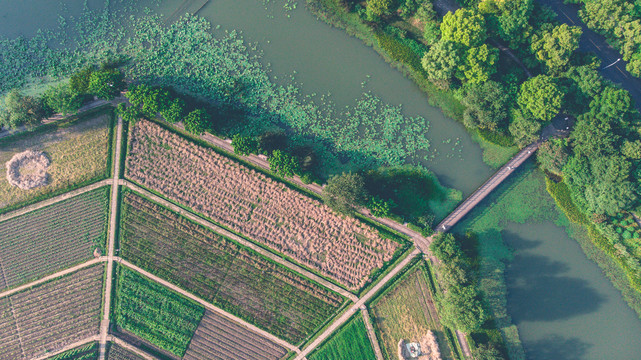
231,134,259,156
323,172,369,215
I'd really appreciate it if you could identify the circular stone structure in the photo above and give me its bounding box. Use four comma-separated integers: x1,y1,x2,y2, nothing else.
6,150,51,190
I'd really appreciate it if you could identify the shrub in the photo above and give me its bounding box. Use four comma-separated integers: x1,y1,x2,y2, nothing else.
323,172,368,215
617,227,624,234
477,129,515,147
87,69,125,100
231,134,259,156
624,230,633,240
368,195,393,217
374,30,424,74
184,108,210,134
268,149,300,178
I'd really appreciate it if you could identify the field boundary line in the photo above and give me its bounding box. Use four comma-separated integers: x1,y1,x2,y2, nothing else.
0,179,113,223
121,180,357,302
107,335,158,360
99,116,124,360
0,257,107,299
294,249,420,359
360,306,384,360
34,336,100,360
115,257,301,353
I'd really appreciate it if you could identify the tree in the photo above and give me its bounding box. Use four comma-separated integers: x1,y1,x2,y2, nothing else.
430,233,464,261
438,285,487,333
517,75,563,121
69,66,95,95
461,81,509,131
366,0,393,20
160,98,185,123
459,44,499,84
42,83,83,115
423,22,441,45
231,134,259,155
473,343,503,360
0,89,47,129
531,24,582,73
570,115,619,157
421,41,462,86
589,86,631,120
323,172,368,215
116,103,142,123
622,140,641,160
440,9,487,48
184,108,209,134
497,0,533,48
88,69,125,100
537,139,568,175
415,2,437,24
508,111,542,147
268,149,300,178
368,196,393,217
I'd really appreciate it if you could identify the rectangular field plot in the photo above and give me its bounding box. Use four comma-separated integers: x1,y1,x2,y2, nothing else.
125,120,399,290
114,267,205,357
308,314,376,360
107,343,146,360
0,111,112,213
47,341,99,360
370,263,455,360
0,264,104,360
120,191,344,344
183,310,289,360
0,187,109,290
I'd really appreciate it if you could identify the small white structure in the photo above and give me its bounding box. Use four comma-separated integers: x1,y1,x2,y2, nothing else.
405,342,421,358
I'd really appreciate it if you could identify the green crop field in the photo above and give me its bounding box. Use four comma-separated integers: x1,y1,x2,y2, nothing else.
119,191,344,344
114,266,205,357
0,187,109,290
0,111,113,213
308,314,376,360
48,342,99,360
370,263,455,360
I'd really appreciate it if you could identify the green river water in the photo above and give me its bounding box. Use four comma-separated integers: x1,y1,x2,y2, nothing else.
1,0,640,358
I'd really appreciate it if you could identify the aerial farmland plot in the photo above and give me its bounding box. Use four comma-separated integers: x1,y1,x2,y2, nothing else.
370,261,455,360
119,190,345,345
308,313,377,360
0,110,113,213
0,187,109,290
107,343,146,360
0,264,104,360
126,119,401,291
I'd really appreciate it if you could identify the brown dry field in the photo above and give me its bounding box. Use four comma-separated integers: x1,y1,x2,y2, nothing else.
126,120,399,290
0,114,112,211
370,264,454,360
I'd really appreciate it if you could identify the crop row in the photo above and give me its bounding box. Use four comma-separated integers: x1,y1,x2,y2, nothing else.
114,267,204,357
0,265,104,360
183,310,288,360
125,120,398,290
49,342,99,360
120,191,343,344
107,343,145,360
0,187,109,290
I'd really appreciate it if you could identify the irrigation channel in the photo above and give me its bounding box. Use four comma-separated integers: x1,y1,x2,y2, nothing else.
2,0,641,359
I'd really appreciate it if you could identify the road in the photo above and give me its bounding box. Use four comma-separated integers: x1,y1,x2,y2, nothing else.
116,258,300,353
537,0,641,111
360,306,385,360
98,116,123,360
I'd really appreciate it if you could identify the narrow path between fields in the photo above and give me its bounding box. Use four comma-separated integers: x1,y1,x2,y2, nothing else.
115,257,300,353
360,306,384,360
293,249,420,360
121,180,358,302
456,330,472,358
0,179,112,223
98,116,123,360
0,257,108,299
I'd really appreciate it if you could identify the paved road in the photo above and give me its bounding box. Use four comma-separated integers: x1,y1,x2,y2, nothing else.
98,116,123,360
116,258,300,353
294,249,421,360
537,0,641,111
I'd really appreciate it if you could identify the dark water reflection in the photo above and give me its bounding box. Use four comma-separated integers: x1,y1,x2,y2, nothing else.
503,222,641,360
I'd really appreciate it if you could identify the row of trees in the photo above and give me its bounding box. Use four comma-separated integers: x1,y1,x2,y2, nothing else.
0,65,125,129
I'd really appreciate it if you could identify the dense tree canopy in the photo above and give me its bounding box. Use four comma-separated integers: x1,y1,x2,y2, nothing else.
323,172,368,215
421,41,461,85
531,24,582,73
232,134,259,156
0,89,47,129
440,9,487,48
42,83,83,115
517,75,563,121
461,81,509,131
537,139,568,175
184,108,209,134
268,149,300,178
87,69,125,100
366,0,393,20
496,0,533,48
460,44,499,83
